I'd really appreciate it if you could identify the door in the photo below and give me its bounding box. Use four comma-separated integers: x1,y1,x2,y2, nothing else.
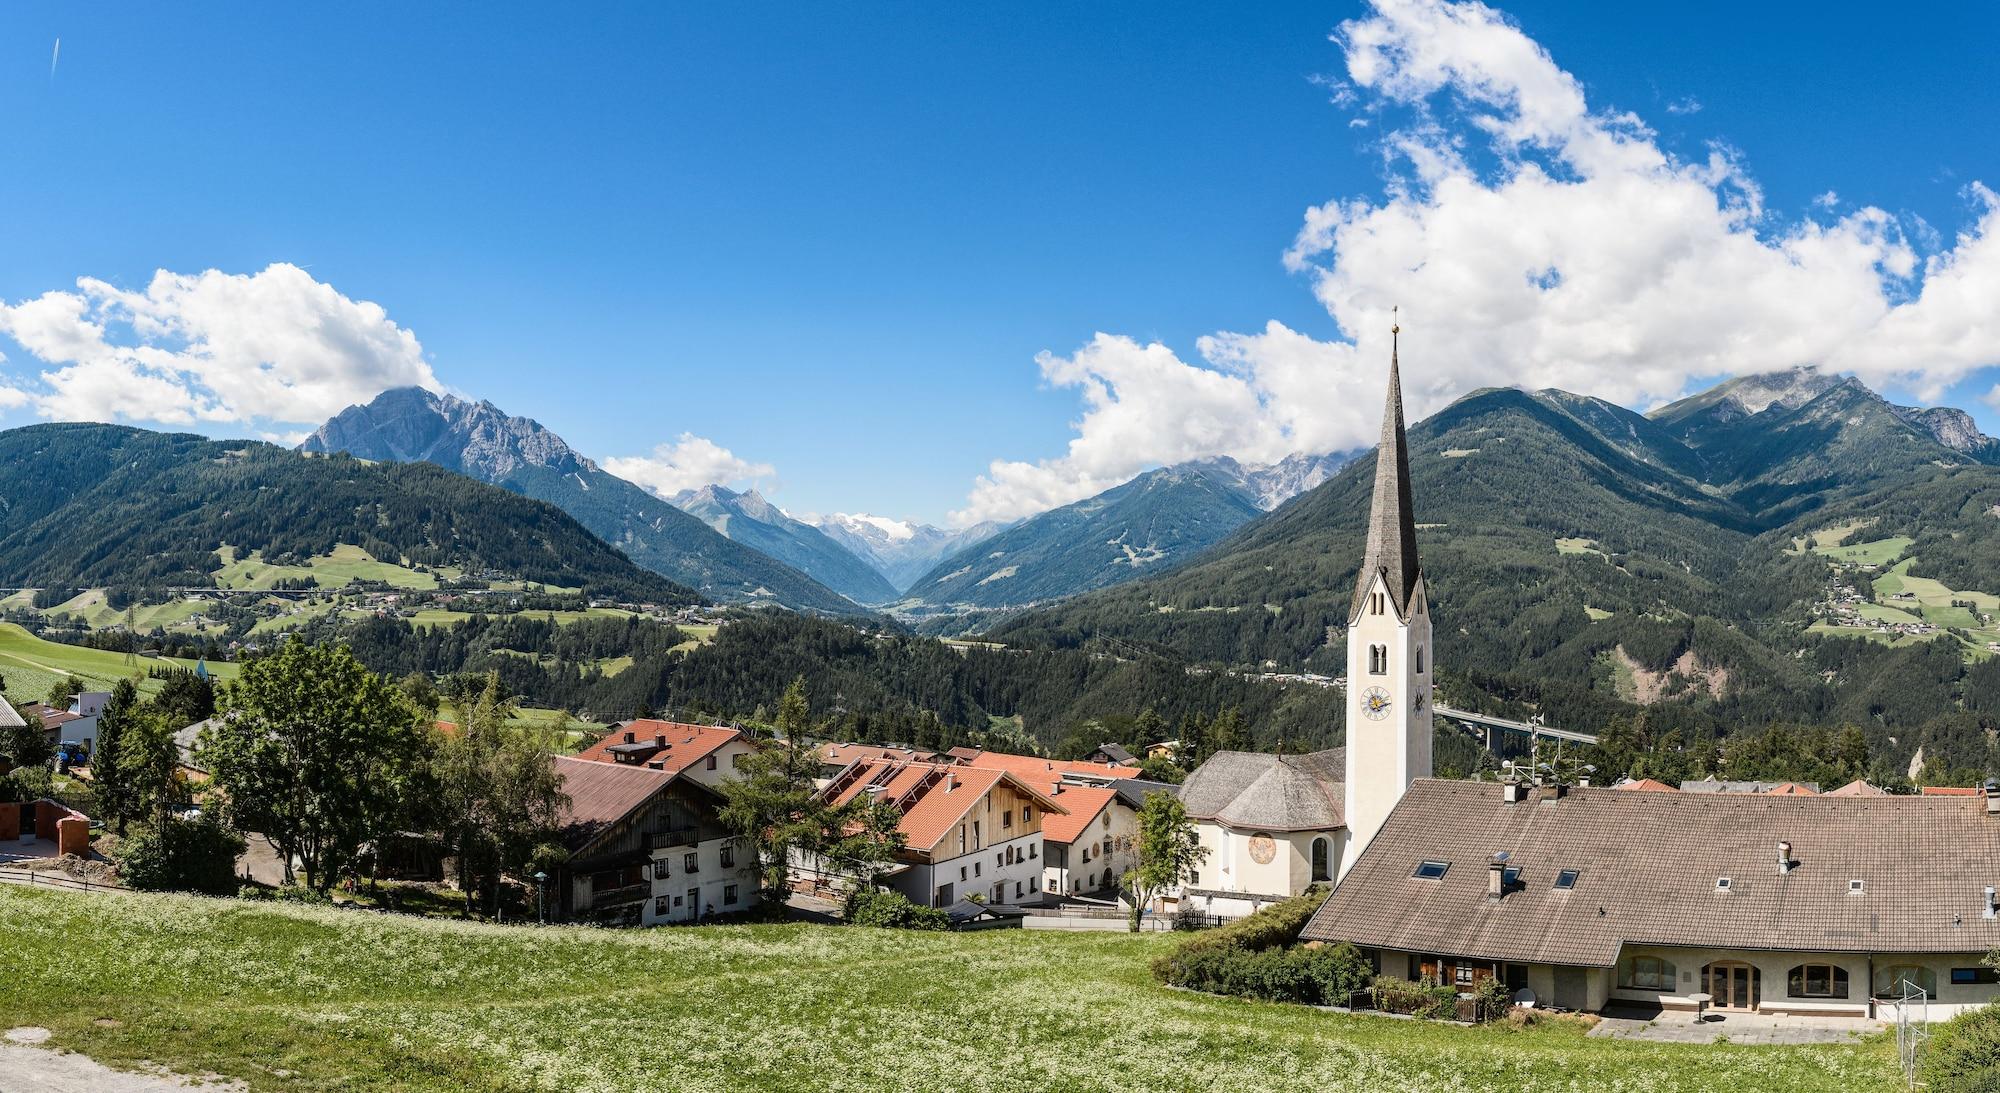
1704,962,1759,1010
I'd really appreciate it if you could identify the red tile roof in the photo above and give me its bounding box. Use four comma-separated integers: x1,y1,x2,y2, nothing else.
577,720,742,776
821,756,1070,853
1921,786,1984,796
1038,786,1115,844
1765,782,1819,796
1827,779,1890,798
950,749,1137,785
1615,778,1678,793
820,742,939,766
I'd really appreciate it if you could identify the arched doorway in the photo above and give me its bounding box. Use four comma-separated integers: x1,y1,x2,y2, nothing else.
1311,837,1332,882
1703,961,1760,1011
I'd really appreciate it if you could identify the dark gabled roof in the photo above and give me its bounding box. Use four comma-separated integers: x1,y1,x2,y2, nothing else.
1301,779,2000,966
1179,749,1343,832
550,755,695,857
1107,778,1182,810
1093,743,1135,764
1349,335,1423,624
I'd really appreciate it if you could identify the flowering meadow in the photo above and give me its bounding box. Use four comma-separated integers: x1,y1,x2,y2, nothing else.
0,887,1899,1092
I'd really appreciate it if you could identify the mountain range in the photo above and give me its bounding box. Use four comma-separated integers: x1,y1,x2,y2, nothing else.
303,388,866,615
669,485,900,605
993,368,2000,773
810,513,1011,591
0,422,693,604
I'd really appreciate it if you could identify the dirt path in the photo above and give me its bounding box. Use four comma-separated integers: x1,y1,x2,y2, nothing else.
1,1029,245,1092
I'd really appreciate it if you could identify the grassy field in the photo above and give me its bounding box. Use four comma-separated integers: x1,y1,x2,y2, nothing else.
1807,533,1913,566
0,887,1898,1093
216,544,442,591
407,607,639,630
0,623,236,708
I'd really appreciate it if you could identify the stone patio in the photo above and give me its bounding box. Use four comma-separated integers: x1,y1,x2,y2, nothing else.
1588,1004,1885,1044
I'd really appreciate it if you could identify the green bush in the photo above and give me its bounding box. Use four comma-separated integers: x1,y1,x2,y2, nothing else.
1371,975,1459,1019
1923,1004,2000,1093
275,885,332,904
842,888,949,931
118,818,247,896
1151,889,1372,1006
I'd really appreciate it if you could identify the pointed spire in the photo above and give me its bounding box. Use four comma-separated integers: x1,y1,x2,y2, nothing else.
1350,309,1423,623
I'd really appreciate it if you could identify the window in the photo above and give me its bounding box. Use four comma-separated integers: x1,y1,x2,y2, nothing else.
687,888,698,914
1788,963,1850,999
1190,870,1200,885
1848,878,1865,894
1951,967,2000,985
1102,837,1113,855
997,852,1005,868
1714,876,1731,891
1618,955,1677,991
683,852,699,874
1413,860,1450,880
705,755,718,771
1502,866,1521,887
1029,844,1037,859
672,895,683,908
1029,876,1038,893
1553,869,1579,890
972,820,981,849
724,884,739,906
1368,644,1388,675
959,866,967,881
1875,965,1937,998
653,860,671,880
655,896,671,916
731,753,746,769
1023,805,1034,823
958,825,967,854
720,846,735,869
1002,809,1014,829
974,862,982,877
1311,837,1332,883
1371,591,1386,616
1415,645,1425,674
1015,881,1023,900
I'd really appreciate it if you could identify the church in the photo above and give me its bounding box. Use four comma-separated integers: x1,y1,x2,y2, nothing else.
1287,326,2000,1022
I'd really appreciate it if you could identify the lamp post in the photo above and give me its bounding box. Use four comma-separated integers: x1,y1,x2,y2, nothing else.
533,871,548,925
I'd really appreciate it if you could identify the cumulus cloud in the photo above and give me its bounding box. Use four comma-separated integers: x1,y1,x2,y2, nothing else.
604,434,777,498
0,263,439,428
959,0,2000,524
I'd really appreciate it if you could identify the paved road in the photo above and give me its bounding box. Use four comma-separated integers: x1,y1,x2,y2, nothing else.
1,1029,244,1092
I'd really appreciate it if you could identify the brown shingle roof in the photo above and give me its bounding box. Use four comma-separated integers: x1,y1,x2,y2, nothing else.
1179,749,1344,832
1301,778,2000,966
550,755,674,855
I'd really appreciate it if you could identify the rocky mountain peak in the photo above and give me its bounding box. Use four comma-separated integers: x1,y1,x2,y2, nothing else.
303,386,590,481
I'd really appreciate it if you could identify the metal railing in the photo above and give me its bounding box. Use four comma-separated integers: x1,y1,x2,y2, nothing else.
1894,984,1928,1089
647,829,700,850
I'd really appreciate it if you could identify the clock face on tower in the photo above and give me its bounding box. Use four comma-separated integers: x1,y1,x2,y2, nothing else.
1361,686,1393,720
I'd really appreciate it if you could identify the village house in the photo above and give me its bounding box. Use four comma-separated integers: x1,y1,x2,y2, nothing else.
1038,777,1179,901
574,720,758,790
547,755,759,926
1176,749,1345,917
1300,777,2000,1020
802,754,1069,908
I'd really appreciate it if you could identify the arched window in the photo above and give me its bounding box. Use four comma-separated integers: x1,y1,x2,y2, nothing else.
1371,591,1386,616
1874,965,1937,999
1369,645,1388,675
1415,645,1425,673
1101,867,1114,889
1311,837,1332,883
1788,963,1850,999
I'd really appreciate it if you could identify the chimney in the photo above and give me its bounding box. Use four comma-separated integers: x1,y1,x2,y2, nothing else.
1777,841,1793,875
1986,886,1998,920
1487,853,1509,900
623,731,636,744
1986,779,1999,816
654,734,666,748
1501,777,1523,805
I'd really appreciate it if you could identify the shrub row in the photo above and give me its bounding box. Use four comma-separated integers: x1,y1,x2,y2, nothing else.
1152,888,1371,1007
118,818,246,896
843,888,950,931
1923,1003,2000,1093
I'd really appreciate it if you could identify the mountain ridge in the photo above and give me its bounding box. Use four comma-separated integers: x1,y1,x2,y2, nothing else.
304,388,868,615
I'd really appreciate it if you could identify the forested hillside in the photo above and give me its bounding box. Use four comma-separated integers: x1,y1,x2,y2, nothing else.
0,423,694,605
992,375,2000,781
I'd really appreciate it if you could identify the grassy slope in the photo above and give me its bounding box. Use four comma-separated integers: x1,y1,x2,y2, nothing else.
0,888,1896,1093
0,623,236,708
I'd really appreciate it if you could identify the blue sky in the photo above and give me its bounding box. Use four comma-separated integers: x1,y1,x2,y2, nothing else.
0,2,1995,526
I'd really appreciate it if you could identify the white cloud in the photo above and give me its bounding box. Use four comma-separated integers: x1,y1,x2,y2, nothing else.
961,0,2000,523
604,434,776,498
0,263,440,428
1665,96,1702,115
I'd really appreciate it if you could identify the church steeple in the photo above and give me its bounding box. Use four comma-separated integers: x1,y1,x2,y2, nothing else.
1350,312,1422,624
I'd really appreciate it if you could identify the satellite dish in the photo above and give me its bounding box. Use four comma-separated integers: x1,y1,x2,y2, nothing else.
1512,987,1537,1008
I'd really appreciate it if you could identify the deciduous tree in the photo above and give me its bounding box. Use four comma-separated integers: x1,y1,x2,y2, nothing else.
1119,790,1209,932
